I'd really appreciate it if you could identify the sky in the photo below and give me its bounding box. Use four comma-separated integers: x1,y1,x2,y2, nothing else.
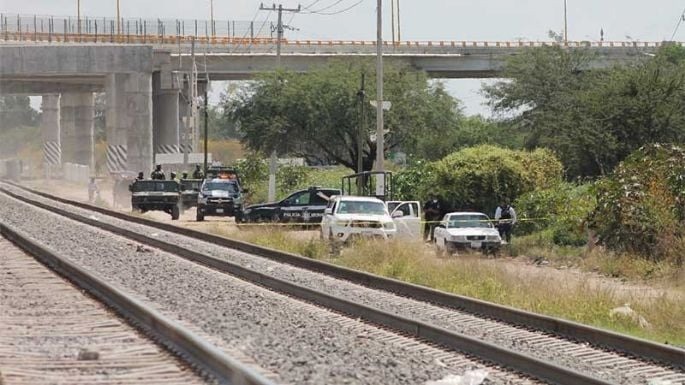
2,0,684,116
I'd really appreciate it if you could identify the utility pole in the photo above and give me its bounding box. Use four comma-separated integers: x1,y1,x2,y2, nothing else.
77,0,81,34
357,73,366,175
259,2,301,202
375,0,385,174
391,0,395,46
116,0,120,35
184,37,197,170
210,0,214,36
396,0,401,42
204,86,209,173
563,0,568,45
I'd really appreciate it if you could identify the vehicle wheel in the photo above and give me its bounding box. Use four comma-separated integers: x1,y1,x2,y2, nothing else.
171,205,180,220
196,209,205,222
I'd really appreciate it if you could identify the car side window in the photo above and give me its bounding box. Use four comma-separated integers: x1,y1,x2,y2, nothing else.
393,202,413,217
287,191,310,205
310,191,329,206
410,202,420,217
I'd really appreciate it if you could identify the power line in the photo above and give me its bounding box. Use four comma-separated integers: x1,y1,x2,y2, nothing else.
308,0,364,15
671,6,685,40
307,0,344,13
303,0,323,10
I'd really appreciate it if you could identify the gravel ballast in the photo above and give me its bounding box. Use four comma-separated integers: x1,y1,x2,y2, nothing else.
5,183,683,385
0,190,543,385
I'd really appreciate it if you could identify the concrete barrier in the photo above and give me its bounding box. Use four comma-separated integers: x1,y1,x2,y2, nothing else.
63,163,90,184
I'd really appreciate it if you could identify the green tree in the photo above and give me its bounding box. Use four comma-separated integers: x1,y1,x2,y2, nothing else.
0,96,39,130
225,60,462,172
484,45,685,178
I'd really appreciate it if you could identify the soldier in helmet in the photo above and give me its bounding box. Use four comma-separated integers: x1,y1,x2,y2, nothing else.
151,164,166,180
136,171,144,180
181,171,189,180
192,164,204,179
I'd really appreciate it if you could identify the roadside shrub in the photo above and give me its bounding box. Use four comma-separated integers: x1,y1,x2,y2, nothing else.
430,145,563,213
394,160,436,201
515,182,595,246
277,164,311,193
589,144,685,261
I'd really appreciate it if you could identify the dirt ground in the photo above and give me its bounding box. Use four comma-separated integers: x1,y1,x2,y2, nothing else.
20,178,683,302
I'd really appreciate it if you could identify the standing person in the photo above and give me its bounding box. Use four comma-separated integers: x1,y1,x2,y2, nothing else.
136,171,144,180
423,193,442,242
151,164,165,180
181,172,189,180
494,199,517,244
87,177,99,203
170,171,178,182
192,164,204,179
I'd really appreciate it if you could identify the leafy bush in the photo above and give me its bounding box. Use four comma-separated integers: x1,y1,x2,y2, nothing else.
515,182,595,246
589,144,685,260
429,145,563,213
277,164,311,193
394,160,436,201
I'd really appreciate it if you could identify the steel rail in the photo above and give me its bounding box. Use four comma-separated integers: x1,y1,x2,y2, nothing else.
6,181,683,371
0,185,622,385
0,219,277,385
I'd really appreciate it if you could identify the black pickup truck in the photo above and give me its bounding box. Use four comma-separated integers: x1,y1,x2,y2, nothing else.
241,186,341,225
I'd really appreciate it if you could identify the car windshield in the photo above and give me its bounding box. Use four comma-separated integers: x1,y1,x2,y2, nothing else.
181,180,202,191
447,214,492,228
336,200,387,215
132,181,179,193
203,182,238,193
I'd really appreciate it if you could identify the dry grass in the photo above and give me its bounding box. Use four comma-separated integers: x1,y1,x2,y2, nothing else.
206,225,685,345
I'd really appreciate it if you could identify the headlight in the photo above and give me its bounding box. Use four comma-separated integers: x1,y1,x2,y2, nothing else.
334,220,349,227
487,235,500,241
383,222,395,230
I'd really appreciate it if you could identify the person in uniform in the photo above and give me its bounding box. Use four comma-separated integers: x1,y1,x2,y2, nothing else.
192,164,204,179
170,171,179,182
494,199,517,244
181,172,189,180
423,193,442,242
136,171,144,180
151,165,166,180
88,177,99,203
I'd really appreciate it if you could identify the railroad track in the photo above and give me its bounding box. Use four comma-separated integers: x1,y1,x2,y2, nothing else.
0,227,274,385
1,181,684,385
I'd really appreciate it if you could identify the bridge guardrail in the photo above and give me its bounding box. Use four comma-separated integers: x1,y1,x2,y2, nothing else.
0,13,674,50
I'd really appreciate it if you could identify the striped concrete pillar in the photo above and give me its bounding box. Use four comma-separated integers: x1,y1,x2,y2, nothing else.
60,92,94,170
106,74,128,173
152,73,181,157
41,95,61,173
107,73,153,175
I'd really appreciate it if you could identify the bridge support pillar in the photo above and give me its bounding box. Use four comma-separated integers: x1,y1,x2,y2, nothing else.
153,72,180,159
106,73,153,175
60,92,94,171
40,94,61,176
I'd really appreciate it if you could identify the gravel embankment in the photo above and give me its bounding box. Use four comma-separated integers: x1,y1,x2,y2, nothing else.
0,190,540,385
5,183,683,385
0,237,208,384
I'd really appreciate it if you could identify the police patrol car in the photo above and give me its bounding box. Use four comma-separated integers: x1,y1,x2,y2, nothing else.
241,186,341,226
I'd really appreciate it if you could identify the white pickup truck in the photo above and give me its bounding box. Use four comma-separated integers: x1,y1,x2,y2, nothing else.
320,196,422,242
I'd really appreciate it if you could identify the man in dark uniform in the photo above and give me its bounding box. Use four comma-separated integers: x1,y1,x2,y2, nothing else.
192,164,204,179
136,171,144,180
181,172,189,180
423,193,442,242
151,165,165,180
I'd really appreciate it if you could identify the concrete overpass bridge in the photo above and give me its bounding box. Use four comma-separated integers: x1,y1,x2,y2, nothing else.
0,13,674,175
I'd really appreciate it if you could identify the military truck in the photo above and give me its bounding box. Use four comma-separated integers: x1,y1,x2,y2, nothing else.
129,180,182,220
179,179,202,210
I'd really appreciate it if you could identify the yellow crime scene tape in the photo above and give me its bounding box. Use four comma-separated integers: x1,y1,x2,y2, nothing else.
202,217,553,227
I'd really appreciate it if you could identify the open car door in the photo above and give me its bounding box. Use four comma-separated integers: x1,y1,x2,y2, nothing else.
388,201,421,239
